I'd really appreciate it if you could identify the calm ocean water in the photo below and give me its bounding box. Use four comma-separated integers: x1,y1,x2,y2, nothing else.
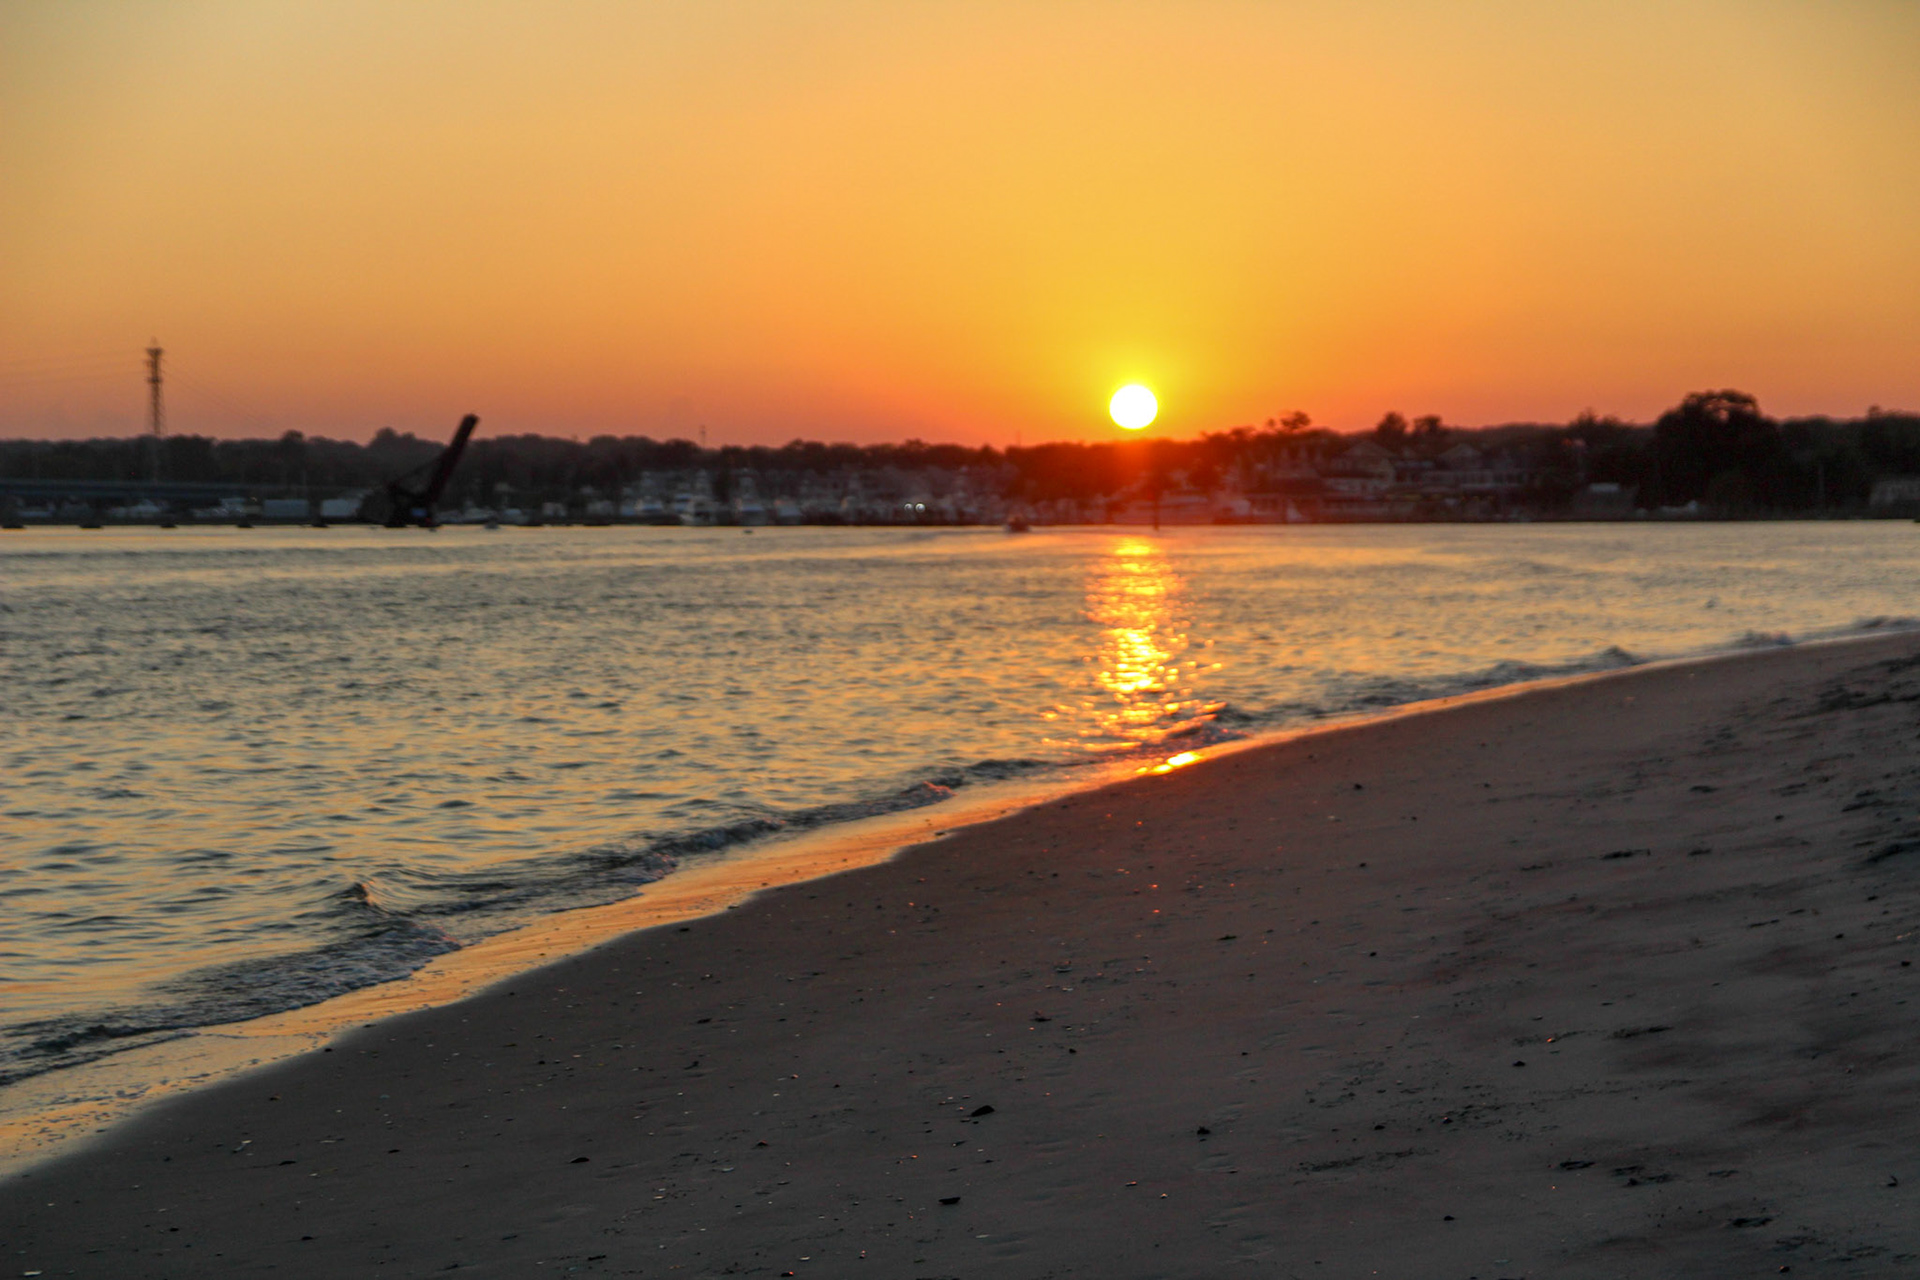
4,522,1918,1084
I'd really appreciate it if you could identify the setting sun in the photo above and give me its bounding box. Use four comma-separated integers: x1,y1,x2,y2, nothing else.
1110,385,1158,431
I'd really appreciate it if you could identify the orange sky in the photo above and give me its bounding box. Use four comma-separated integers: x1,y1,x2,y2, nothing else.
3,1,1917,444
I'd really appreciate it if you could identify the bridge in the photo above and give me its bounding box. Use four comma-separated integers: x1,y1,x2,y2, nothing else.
0,477,267,504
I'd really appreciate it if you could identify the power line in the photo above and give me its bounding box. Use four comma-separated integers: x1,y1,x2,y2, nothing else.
0,350,131,392
0,349,126,376
0,365,132,390
166,366,279,433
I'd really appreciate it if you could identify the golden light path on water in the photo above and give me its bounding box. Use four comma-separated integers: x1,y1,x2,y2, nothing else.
1082,536,1213,753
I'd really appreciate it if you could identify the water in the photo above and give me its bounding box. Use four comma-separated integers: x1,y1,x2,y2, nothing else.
4,522,1917,1085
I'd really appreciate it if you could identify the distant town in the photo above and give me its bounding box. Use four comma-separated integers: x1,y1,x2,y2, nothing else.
5,390,1920,526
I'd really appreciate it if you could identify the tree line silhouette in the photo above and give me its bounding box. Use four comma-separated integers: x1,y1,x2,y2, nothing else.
3,391,1918,515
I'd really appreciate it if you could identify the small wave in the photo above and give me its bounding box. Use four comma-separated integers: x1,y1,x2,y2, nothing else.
946,757,1055,783
0,765,1064,1084
1189,646,1646,737
0,919,460,1087
1724,615,1920,654
1828,616,1920,639
1160,718,1251,749
1733,630,1795,648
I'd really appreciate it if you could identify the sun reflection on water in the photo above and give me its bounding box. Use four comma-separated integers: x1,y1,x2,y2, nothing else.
1083,536,1201,748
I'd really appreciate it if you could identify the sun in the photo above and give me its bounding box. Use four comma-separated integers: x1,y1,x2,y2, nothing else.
1109,384,1158,430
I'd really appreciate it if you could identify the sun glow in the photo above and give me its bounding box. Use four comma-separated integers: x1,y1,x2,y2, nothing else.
1109,385,1158,431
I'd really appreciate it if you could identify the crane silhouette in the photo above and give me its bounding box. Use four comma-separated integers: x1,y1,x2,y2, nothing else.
384,414,479,528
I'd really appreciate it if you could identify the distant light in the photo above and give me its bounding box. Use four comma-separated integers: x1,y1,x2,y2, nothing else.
1110,385,1158,430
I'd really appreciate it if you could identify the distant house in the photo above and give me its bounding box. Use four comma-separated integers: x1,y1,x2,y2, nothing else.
1571,482,1637,519
1424,444,1536,494
1323,440,1396,495
318,490,369,520
1870,477,1920,509
1339,438,1396,469
1238,493,1310,522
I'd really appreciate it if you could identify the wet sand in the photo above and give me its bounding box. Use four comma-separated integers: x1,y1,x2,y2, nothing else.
0,785,1059,1175
6,634,1920,1278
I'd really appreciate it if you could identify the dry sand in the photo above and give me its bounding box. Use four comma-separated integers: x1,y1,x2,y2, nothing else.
6,634,1920,1278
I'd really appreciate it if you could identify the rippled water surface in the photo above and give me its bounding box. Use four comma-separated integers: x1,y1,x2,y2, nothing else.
5,522,1918,1081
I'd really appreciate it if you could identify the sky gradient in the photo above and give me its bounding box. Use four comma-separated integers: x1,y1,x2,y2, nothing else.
3,1,1917,444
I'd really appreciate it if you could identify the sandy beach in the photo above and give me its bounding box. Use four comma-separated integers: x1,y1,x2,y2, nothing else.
7,633,1920,1278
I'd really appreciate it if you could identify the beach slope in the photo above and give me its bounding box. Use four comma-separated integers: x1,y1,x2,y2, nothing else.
6,635,1920,1277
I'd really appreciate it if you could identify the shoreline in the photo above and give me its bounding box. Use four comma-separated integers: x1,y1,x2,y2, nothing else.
0,768,1071,1175
4,625,1914,1180
8,633,1920,1272
10,630,1920,1273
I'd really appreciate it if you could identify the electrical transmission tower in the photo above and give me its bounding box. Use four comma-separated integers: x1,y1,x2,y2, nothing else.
146,341,165,437
145,340,164,483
